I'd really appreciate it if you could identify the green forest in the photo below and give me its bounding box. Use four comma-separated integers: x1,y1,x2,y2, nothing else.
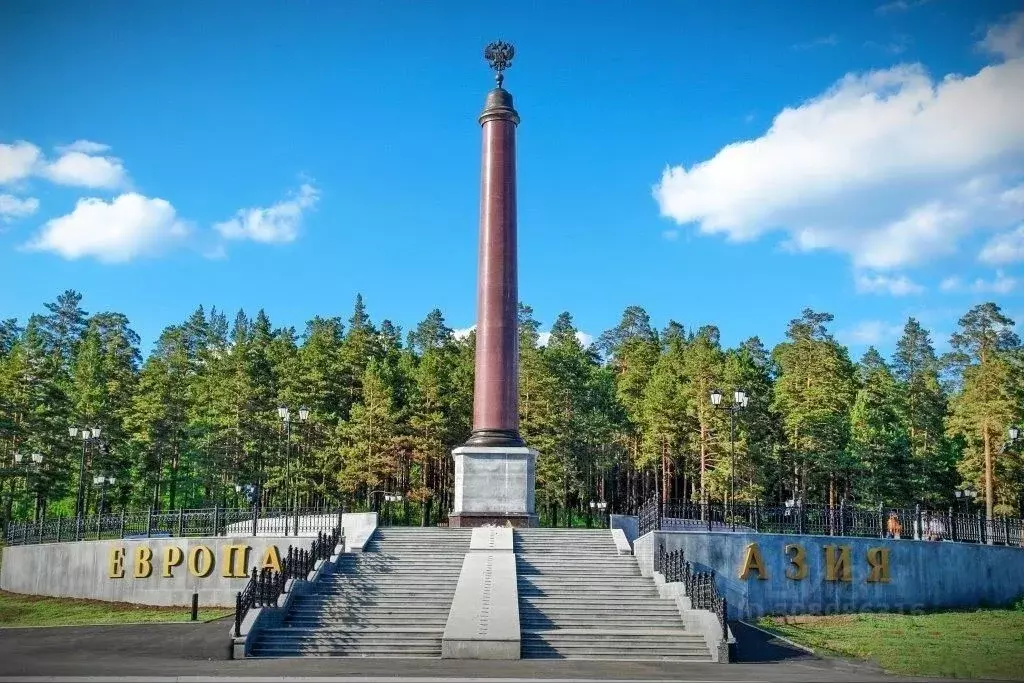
1,290,1022,527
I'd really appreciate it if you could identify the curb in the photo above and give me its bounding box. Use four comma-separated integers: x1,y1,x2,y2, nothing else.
738,619,817,655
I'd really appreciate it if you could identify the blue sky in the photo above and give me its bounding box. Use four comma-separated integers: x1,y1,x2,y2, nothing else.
1,1,1022,358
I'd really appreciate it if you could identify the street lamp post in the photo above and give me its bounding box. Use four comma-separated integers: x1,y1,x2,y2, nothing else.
955,488,977,514
14,452,44,521
277,406,310,511
367,490,403,524
589,500,607,527
93,475,116,515
69,426,101,520
710,388,749,513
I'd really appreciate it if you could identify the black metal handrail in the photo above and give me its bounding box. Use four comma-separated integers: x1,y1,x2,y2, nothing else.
234,567,286,637
4,505,346,547
655,542,727,636
233,525,342,637
640,497,1024,547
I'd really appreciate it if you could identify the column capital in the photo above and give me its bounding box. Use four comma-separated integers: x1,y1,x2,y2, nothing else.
479,87,520,126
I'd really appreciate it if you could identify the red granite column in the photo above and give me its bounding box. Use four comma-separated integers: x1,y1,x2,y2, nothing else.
466,81,524,447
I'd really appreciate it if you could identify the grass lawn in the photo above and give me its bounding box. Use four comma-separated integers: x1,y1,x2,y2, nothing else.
0,591,233,628
759,609,1024,680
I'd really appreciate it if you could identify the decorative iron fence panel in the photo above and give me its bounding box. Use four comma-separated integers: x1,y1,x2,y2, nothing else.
637,497,1024,549
4,505,347,546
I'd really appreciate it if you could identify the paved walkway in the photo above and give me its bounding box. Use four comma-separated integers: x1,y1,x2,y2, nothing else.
0,618,929,682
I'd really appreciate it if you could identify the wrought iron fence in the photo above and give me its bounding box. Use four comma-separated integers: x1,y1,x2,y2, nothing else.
639,497,1024,547
4,505,346,546
654,542,727,635
233,525,342,637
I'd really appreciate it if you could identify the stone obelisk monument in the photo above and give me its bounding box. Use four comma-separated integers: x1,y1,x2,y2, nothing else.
449,41,538,528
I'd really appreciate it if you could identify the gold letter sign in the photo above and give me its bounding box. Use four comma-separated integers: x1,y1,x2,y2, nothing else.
221,544,250,578
784,543,808,580
824,545,853,582
108,547,125,578
261,545,282,573
162,546,184,577
739,543,769,580
866,547,891,583
133,547,153,578
188,546,215,577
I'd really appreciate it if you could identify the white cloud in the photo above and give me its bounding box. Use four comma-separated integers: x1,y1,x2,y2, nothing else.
0,194,40,223
55,140,111,155
537,331,593,348
840,320,903,345
854,271,924,295
981,11,1024,60
1,139,127,189
653,19,1024,277
214,183,319,244
41,149,127,189
0,141,41,184
973,270,1018,294
979,224,1024,264
940,276,962,292
941,270,1018,294
23,193,189,263
453,326,476,340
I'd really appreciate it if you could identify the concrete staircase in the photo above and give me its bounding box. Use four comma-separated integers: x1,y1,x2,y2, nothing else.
250,527,472,657
515,528,712,661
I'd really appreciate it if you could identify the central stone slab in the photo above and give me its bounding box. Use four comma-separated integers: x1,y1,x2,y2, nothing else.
449,446,538,528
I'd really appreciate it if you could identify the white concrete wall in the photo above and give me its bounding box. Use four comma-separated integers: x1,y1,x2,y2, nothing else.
1,536,299,607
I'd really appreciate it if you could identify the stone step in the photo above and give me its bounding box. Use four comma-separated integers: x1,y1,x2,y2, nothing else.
286,618,449,627
293,598,455,607
520,606,680,616
520,648,711,661
518,587,655,594
290,603,454,612
251,644,441,658
263,625,441,636
522,619,685,629
261,634,443,643
522,642,708,654
322,577,461,585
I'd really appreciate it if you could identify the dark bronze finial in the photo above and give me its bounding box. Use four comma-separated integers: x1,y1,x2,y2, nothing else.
484,40,515,88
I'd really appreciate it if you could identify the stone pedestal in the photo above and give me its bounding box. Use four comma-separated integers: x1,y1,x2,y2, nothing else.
449,446,538,528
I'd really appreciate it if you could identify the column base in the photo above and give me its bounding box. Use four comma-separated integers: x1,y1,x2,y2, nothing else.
464,428,525,448
448,513,538,528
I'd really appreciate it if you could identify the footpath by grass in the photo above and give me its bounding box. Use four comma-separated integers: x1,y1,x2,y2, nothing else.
0,590,233,628
759,608,1024,681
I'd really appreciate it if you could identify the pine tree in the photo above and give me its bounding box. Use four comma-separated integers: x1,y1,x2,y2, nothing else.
850,349,912,505
599,306,660,508
946,303,1020,519
892,318,950,503
772,309,857,507
680,326,726,503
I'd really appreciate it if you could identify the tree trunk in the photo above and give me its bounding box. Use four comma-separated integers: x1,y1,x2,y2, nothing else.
984,425,994,521
699,423,707,503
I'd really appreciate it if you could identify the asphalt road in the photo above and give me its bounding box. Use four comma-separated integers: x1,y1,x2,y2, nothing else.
0,618,927,682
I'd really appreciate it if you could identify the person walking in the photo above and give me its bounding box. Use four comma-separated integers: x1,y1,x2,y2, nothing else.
887,511,903,539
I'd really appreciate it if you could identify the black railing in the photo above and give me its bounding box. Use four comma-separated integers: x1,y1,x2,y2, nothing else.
234,567,286,637
655,542,727,635
234,525,342,637
4,505,346,547
638,497,1024,547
